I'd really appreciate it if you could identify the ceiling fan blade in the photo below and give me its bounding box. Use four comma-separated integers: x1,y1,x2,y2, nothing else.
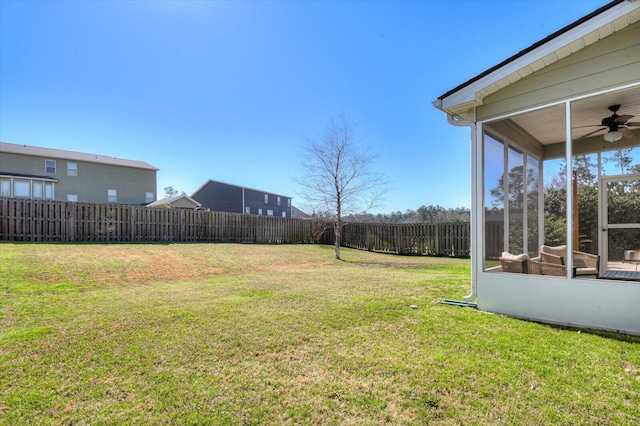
620,127,637,139
576,127,606,140
613,114,634,123
625,122,640,127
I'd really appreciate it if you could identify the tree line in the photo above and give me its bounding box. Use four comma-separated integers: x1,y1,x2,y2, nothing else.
545,149,640,258
343,205,471,224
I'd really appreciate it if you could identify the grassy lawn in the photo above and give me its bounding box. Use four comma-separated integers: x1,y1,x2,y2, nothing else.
1,243,639,425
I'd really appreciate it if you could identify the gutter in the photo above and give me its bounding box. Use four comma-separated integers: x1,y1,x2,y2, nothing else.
446,113,478,303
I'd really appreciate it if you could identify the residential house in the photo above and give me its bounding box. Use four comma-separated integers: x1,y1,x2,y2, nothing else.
291,205,311,219
0,142,158,204
146,194,201,210
433,0,640,335
192,180,292,218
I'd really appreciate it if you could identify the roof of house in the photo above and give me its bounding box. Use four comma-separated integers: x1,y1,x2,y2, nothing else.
192,179,292,199
0,141,158,171
146,194,201,209
433,0,640,115
0,172,58,182
291,206,311,219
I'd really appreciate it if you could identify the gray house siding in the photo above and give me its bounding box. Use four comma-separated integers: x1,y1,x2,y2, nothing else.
0,143,157,204
192,180,292,217
192,181,243,213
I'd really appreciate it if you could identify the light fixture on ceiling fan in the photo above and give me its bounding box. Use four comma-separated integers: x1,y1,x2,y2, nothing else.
603,129,623,143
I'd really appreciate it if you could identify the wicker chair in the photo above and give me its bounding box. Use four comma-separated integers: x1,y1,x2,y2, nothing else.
528,259,566,276
540,245,599,277
499,257,529,274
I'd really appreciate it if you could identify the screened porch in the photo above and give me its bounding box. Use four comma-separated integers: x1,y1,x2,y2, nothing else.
482,85,640,282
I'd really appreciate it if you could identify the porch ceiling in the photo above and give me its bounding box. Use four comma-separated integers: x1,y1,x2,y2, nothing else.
508,85,640,145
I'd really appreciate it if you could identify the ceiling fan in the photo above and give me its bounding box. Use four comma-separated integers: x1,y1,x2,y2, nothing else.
578,104,640,142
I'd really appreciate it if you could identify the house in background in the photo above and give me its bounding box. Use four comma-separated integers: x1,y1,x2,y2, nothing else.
0,142,158,204
433,0,640,335
147,194,201,210
291,205,311,219
192,180,292,218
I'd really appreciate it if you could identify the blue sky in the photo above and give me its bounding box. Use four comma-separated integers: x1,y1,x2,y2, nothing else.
0,0,610,213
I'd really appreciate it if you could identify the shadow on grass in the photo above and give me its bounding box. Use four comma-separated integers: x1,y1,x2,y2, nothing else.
524,319,640,344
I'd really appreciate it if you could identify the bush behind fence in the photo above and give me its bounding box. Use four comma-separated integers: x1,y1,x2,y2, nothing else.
0,198,471,256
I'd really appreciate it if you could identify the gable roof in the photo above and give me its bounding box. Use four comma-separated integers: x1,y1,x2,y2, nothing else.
146,194,201,209
0,141,158,171
433,0,640,116
192,179,292,199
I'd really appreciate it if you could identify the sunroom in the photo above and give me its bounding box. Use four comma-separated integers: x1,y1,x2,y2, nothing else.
434,0,640,335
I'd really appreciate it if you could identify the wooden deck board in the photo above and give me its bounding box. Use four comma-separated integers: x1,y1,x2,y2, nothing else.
599,270,640,282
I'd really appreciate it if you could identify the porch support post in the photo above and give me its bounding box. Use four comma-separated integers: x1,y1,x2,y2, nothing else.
538,159,544,256
565,101,574,277
597,153,605,273
503,141,509,253
470,120,483,301
447,112,479,302
522,154,529,254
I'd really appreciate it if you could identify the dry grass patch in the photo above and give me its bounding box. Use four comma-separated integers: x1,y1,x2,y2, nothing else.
1,243,337,286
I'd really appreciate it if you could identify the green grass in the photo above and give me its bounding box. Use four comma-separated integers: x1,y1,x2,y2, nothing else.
1,242,639,424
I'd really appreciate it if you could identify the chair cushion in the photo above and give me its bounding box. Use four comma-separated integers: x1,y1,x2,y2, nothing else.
541,245,567,258
576,267,598,276
501,252,531,261
500,252,530,273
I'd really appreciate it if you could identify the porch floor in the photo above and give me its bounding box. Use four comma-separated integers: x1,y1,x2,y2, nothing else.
599,261,640,282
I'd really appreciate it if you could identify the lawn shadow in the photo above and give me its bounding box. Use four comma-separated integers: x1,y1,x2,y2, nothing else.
536,321,640,344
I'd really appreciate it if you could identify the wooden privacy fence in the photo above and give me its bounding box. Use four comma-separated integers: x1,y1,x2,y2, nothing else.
484,221,505,260
339,222,470,257
0,198,472,257
0,198,316,243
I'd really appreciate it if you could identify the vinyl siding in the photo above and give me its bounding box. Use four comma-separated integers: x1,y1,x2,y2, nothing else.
477,21,640,121
192,180,292,217
0,151,156,204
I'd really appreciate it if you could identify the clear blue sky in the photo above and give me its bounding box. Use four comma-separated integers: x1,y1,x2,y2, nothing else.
0,0,610,214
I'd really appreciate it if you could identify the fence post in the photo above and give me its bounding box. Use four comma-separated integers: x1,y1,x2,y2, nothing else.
68,202,76,242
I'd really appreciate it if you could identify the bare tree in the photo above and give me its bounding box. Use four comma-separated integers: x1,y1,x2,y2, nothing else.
295,115,388,259
164,186,179,198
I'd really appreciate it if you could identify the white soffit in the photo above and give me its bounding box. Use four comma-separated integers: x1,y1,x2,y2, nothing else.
437,1,640,114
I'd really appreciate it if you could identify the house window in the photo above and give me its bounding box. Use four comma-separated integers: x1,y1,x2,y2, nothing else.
107,189,117,203
67,194,78,202
45,159,56,174
44,183,54,199
14,180,30,197
287,199,291,207
267,209,273,216
282,212,286,218
258,208,263,215
67,162,78,176
145,192,154,203
245,206,251,214
264,194,268,204
277,196,281,206
1,180,10,197
33,182,43,199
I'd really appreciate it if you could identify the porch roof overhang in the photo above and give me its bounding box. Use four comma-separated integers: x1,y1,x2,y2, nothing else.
432,0,640,120
0,172,58,182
